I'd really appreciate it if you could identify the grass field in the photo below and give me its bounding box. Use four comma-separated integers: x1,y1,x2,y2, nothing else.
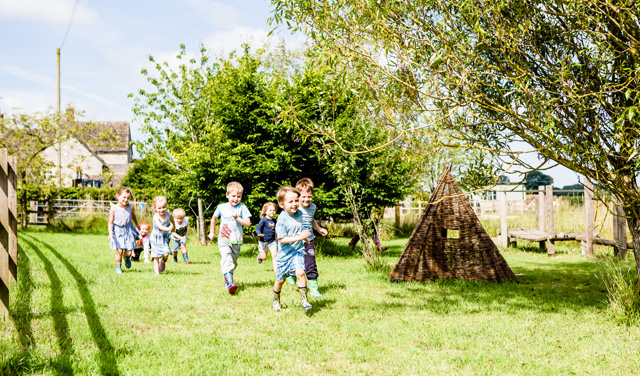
2,230,640,375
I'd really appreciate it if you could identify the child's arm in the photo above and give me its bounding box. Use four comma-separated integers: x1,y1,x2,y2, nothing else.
154,215,173,232
208,215,217,240
131,205,139,228
279,230,311,244
108,208,115,239
256,219,265,237
232,211,251,227
312,218,328,236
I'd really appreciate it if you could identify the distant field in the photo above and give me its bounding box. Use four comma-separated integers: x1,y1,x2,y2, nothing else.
1,231,639,375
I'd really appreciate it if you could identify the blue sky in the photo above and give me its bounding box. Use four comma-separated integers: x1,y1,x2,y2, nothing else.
0,0,580,186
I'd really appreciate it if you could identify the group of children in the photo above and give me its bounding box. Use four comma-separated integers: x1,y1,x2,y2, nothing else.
108,177,327,312
108,188,191,276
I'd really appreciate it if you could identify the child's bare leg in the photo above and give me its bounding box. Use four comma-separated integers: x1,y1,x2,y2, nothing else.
181,244,191,263
153,258,160,276
295,269,307,288
270,250,278,272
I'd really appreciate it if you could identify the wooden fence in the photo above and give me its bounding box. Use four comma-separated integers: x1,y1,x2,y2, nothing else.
24,199,153,225
1,149,18,320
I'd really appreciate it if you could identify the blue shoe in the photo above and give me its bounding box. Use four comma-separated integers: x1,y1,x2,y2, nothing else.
115,264,123,275
173,257,178,263
124,257,131,269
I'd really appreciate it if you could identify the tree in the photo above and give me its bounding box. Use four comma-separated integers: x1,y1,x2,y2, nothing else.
283,59,418,267
0,108,115,227
524,171,554,191
272,1,640,276
130,44,216,244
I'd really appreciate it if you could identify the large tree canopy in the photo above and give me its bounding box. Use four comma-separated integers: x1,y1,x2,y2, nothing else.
271,0,640,275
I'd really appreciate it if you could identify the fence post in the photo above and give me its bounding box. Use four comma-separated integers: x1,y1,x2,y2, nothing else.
582,179,594,257
1,150,18,320
545,185,555,256
538,186,545,231
499,188,508,248
394,203,401,230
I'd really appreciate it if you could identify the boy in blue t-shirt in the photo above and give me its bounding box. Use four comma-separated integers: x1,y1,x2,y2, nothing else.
291,178,328,298
271,186,312,312
208,182,252,294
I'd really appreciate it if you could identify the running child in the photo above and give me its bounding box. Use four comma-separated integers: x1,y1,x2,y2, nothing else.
138,221,152,263
292,178,328,298
208,182,252,294
108,187,140,275
271,186,312,312
255,202,277,271
150,196,174,276
171,208,192,264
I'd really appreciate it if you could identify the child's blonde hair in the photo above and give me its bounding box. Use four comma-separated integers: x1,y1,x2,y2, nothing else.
276,186,300,207
115,186,134,199
226,181,244,194
173,208,186,218
152,196,167,209
295,178,314,193
260,202,277,218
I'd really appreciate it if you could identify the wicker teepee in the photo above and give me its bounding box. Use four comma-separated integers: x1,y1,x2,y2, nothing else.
389,166,517,283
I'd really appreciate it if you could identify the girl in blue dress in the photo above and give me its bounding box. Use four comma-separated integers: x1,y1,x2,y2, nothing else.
108,187,139,274
150,196,175,276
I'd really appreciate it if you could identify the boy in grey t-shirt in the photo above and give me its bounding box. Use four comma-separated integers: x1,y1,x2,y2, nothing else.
208,182,252,294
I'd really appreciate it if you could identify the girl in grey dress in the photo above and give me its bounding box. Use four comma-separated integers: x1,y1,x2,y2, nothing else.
150,196,174,276
108,187,139,275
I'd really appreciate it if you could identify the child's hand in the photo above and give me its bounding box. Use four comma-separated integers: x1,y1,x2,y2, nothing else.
258,234,264,237
318,228,328,236
231,210,238,218
299,230,311,241
208,232,214,241
108,234,113,240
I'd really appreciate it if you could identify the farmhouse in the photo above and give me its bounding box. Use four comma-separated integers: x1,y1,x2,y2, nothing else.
40,120,132,187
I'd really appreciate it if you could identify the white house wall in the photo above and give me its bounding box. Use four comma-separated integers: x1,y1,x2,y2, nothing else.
40,139,105,186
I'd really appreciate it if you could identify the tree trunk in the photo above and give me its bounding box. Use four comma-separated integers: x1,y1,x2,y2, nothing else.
197,198,207,246
627,215,640,282
20,188,28,229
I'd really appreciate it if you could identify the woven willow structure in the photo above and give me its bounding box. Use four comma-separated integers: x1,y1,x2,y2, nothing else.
389,166,517,283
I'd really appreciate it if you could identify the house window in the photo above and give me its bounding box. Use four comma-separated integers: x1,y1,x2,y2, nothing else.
483,191,497,200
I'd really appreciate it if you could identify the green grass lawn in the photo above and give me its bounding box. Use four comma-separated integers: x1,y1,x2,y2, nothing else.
2,231,640,375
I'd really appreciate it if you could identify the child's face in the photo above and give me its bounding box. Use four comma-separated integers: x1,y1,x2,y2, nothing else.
155,200,167,216
265,206,276,218
299,190,313,208
227,190,242,207
116,191,130,207
139,225,149,236
175,216,184,225
280,191,300,215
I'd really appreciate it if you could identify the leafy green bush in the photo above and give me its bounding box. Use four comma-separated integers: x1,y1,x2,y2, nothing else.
598,260,640,326
44,215,110,234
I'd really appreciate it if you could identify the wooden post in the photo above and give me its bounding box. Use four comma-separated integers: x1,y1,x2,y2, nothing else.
583,179,594,257
538,186,545,231
30,201,38,224
1,150,18,320
545,185,555,256
394,203,401,230
499,189,508,248
617,204,627,259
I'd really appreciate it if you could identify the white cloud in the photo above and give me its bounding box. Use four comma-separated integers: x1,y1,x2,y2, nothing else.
0,0,99,26
183,0,241,28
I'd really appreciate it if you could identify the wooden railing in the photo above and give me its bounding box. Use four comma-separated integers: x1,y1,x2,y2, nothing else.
0,149,18,320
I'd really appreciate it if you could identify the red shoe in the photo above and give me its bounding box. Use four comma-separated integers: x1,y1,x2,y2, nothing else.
228,283,238,294
185,260,192,264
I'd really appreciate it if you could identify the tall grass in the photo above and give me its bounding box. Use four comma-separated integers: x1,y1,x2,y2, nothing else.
598,259,640,325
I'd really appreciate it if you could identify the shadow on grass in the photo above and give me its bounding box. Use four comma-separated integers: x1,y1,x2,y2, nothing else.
374,260,606,315
20,237,74,376
22,234,122,376
1,244,47,375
